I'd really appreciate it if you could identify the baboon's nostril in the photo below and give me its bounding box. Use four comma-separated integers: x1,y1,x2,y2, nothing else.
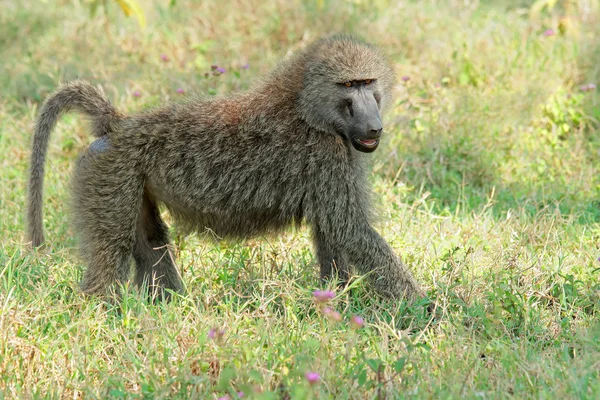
366,119,383,137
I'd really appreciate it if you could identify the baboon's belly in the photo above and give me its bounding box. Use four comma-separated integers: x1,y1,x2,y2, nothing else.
147,182,304,239
196,210,296,238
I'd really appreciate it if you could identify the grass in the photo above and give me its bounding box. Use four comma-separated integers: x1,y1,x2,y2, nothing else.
1,0,600,398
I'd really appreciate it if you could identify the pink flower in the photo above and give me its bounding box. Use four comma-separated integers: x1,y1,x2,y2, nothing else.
160,54,169,62
208,328,225,343
580,83,597,92
242,63,250,69
211,65,226,75
323,307,341,322
305,371,320,385
313,290,335,303
543,29,556,37
350,315,364,329
176,88,185,94
401,76,410,82
133,90,141,97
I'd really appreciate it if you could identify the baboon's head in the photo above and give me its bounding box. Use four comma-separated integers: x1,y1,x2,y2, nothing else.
297,35,396,153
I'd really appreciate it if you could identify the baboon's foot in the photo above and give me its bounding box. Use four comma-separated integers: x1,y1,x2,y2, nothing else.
137,274,184,303
376,276,425,302
79,281,124,306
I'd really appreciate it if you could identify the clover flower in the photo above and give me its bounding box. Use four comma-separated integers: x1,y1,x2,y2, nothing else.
313,290,335,303
580,83,596,92
350,315,364,329
305,371,320,385
323,307,342,322
208,328,226,343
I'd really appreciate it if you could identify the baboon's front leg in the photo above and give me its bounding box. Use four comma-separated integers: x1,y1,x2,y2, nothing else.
345,223,423,300
312,188,423,300
313,227,351,285
133,192,183,301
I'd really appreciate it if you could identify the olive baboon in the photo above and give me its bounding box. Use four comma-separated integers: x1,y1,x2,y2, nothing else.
27,34,424,301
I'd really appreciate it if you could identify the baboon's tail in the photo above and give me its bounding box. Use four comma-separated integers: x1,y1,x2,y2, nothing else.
27,80,122,247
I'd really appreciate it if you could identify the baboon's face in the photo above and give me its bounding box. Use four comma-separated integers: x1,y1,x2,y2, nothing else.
337,79,383,153
297,37,395,150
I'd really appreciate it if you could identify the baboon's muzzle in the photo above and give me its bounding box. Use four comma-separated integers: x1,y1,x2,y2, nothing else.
349,90,383,153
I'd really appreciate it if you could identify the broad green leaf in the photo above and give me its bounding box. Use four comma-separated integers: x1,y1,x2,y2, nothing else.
394,357,407,373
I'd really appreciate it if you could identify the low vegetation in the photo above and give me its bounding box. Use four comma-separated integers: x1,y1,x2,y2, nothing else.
0,0,599,398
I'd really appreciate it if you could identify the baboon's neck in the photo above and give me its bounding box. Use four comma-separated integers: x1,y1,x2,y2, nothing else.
246,51,312,121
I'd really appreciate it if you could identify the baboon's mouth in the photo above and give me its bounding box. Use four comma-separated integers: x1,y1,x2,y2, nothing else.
357,138,379,148
352,137,380,153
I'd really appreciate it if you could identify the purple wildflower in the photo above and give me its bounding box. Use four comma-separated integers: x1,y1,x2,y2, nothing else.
305,372,320,385
217,396,230,400
313,290,335,303
350,315,365,329
401,75,410,82
242,63,250,69
160,54,169,62
580,83,597,92
208,328,225,343
176,88,185,94
133,90,141,97
217,67,226,74
237,392,244,398
323,307,342,322
543,29,556,37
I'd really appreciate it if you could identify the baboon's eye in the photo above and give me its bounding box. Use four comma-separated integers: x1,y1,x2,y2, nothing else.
365,79,372,84
344,82,353,87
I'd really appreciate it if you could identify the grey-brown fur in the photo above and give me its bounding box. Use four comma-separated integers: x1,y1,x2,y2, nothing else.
27,34,423,301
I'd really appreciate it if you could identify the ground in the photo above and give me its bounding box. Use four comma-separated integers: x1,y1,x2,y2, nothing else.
0,0,599,398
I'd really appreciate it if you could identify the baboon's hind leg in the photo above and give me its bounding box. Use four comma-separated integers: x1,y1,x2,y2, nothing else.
133,192,183,301
73,150,143,300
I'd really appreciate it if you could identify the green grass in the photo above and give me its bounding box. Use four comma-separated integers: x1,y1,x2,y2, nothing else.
1,0,600,398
